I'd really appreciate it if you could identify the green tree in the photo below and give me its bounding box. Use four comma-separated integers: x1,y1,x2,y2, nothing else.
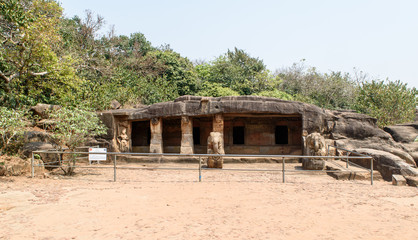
354,79,417,127
196,82,239,97
276,61,357,109
0,107,26,155
152,49,198,96
48,107,107,174
252,89,293,100
0,0,79,108
199,48,276,95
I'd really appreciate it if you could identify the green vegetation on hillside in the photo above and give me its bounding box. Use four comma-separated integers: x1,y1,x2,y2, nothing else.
1,0,417,128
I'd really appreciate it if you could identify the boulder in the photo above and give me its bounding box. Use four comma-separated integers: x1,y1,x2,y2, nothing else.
328,110,390,140
35,119,55,130
24,131,51,143
352,148,418,181
97,111,115,140
0,156,45,176
409,152,418,165
21,142,60,169
110,100,121,110
384,125,418,143
21,142,56,158
404,176,418,187
302,158,325,170
392,174,407,186
387,148,416,167
30,103,61,119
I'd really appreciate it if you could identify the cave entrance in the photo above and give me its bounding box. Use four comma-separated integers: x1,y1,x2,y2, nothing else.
131,121,150,153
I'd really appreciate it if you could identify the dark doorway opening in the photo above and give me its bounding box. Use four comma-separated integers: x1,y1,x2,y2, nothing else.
132,121,150,146
193,127,200,145
233,126,245,145
275,126,288,144
163,118,182,153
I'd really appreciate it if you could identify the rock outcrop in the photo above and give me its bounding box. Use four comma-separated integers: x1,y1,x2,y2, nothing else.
30,103,61,119
0,156,45,176
351,148,418,181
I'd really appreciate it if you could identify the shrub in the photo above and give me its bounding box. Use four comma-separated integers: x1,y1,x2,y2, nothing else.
0,107,26,155
354,79,417,127
48,107,107,174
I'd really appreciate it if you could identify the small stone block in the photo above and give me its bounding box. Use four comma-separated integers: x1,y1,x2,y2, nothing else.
392,174,407,186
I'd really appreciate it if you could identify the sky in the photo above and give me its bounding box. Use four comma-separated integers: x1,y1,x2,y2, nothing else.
58,0,418,88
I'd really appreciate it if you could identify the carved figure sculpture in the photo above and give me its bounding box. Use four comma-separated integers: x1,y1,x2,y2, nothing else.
302,132,327,170
117,128,129,152
207,132,225,168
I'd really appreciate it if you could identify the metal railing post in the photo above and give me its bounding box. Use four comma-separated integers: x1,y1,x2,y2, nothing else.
113,154,117,182
199,156,202,182
31,152,34,178
346,152,349,168
370,157,373,186
282,157,285,183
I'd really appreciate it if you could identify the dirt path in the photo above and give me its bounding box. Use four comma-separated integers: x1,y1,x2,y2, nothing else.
0,163,417,239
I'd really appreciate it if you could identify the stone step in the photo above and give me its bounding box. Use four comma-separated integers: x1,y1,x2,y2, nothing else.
325,160,382,180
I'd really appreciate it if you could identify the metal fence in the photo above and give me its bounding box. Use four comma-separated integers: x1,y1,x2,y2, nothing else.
31,149,375,185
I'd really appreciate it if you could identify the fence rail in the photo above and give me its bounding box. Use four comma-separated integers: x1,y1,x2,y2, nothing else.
327,145,374,185
31,150,374,185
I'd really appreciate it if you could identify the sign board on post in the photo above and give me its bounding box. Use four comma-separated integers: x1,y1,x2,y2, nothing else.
88,148,107,164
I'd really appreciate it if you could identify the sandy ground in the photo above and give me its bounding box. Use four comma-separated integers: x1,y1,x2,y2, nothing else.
0,163,417,240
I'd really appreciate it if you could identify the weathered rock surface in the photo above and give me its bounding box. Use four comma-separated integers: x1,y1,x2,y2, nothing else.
30,103,61,119
109,95,328,134
327,110,390,140
21,142,60,169
352,148,418,181
392,174,407,186
0,156,45,176
404,176,418,187
35,119,55,130
110,99,121,110
21,142,56,158
302,159,325,170
387,148,416,167
24,131,51,143
384,124,417,143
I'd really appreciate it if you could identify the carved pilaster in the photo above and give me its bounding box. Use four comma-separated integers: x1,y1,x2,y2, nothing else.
212,114,224,134
180,116,194,154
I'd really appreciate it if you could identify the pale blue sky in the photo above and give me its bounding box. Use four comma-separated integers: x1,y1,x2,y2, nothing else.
59,0,418,88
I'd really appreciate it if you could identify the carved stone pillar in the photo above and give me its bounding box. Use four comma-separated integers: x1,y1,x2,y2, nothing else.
180,116,194,154
212,114,224,134
150,118,163,153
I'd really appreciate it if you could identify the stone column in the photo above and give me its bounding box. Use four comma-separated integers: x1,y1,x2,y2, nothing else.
180,116,194,154
149,118,163,153
212,114,224,134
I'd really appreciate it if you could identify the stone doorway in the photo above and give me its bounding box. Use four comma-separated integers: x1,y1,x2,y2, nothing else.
131,121,150,153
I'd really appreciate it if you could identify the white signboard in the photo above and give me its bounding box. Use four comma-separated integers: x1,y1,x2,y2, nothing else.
88,148,107,164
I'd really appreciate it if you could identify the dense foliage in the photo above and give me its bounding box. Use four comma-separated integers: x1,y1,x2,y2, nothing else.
1,0,417,128
354,80,417,127
0,107,26,155
48,107,107,174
